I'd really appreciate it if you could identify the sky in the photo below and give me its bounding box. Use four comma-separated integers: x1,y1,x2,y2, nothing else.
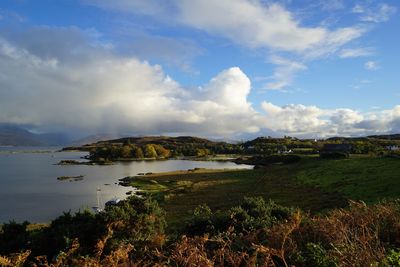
0,0,399,139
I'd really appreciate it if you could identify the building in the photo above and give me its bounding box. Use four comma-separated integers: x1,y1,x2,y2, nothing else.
321,144,352,154
320,144,352,158
386,145,399,151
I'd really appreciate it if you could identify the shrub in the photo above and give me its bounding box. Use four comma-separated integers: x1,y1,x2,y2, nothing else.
0,221,29,255
320,152,349,159
302,242,338,267
380,249,400,266
185,204,215,236
185,197,293,236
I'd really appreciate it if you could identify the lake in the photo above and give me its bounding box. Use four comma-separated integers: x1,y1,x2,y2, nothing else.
0,147,252,223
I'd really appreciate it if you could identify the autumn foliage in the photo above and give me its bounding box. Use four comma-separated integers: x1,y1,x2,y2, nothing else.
2,197,400,266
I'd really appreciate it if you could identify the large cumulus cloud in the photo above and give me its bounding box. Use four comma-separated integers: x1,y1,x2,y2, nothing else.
0,27,261,136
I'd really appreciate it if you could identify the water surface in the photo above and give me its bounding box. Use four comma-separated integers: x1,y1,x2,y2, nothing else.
0,147,251,223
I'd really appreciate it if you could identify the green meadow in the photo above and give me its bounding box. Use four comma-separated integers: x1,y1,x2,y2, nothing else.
122,156,400,228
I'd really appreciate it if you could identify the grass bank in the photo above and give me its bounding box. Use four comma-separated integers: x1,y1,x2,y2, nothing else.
297,156,400,203
121,156,400,229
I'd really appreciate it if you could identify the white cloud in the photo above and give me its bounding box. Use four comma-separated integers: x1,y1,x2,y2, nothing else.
84,0,368,91
364,61,379,70
0,28,261,136
352,3,396,23
261,102,327,134
175,1,330,53
86,0,364,55
261,102,400,137
339,47,374,58
264,56,307,90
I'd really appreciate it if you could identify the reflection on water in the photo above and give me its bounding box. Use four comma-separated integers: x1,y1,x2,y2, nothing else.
0,147,252,223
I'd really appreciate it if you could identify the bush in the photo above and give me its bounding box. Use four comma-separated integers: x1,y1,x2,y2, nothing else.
185,197,293,236
301,243,338,267
0,195,166,262
320,152,349,159
97,196,166,255
380,249,400,266
228,197,293,233
4,197,400,266
0,221,29,255
185,204,215,236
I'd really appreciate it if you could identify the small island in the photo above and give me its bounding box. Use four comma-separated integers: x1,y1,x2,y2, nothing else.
57,175,84,181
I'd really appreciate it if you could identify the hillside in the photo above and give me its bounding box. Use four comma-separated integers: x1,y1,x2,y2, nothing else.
368,134,400,140
62,136,241,161
0,124,70,146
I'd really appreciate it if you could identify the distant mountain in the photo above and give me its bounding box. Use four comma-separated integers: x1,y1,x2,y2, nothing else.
0,124,70,146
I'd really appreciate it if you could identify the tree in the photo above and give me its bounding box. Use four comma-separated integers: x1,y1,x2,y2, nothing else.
153,145,171,158
120,145,132,158
144,144,158,158
133,146,144,159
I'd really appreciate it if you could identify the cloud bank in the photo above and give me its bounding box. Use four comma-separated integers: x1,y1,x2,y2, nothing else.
0,27,261,137
0,26,399,138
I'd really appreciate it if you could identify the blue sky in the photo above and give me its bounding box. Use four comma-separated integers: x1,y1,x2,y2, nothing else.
0,0,399,138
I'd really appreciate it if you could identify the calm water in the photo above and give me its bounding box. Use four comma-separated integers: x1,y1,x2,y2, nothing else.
0,147,252,223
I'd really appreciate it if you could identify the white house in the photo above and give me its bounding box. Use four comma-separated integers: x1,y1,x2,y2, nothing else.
386,145,399,151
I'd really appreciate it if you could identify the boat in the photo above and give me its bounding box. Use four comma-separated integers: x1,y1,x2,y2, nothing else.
92,187,104,213
105,197,121,207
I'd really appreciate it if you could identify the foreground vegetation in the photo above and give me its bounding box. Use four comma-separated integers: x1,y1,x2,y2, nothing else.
2,196,400,266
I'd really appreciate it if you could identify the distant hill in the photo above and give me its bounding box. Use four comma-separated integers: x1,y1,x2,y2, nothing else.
327,134,400,141
70,134,125,146
368,134,400,140
65,135,224,150
62,135,241,159
101,136,218,146
0,124,70,146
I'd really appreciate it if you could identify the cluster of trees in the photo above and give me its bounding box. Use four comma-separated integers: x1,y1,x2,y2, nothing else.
88,138,244,161
2,196,400,266
89,143,172,161
242,136,400,156
326,138,400,155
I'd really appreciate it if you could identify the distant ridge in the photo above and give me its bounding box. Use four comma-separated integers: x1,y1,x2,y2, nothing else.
93,135,218,146
0,124,70,146
367,134,400,140
70,134,125,146
328,134,400,141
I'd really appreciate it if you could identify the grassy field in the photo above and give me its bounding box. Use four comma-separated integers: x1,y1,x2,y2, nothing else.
297,156,400,203
122,156,400,228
